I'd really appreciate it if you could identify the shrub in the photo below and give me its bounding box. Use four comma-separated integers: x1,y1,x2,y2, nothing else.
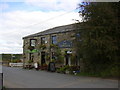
59,66,66,73
56,65,70,73
69,66,80,71
11,59,18,63
51,59,55,62
50,44,58,48
101,64,119,78
39,44,46,50
28,60,33,63
46,55,50,61
64,65,70,70
69,66,80,74
110,65,119,77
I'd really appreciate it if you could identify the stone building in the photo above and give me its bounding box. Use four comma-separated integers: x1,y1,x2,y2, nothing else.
23,24,81,67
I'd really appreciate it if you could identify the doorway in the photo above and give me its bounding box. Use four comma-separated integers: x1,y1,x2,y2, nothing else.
65,54,69,65
41,52,46,65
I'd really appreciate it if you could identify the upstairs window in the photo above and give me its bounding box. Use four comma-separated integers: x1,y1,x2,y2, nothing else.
41,37,45,45
76,33,82,42
51,36,57,44
30,39,36,47
76,33,80,37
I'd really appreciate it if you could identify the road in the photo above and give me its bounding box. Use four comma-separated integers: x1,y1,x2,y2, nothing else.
3,66,118,88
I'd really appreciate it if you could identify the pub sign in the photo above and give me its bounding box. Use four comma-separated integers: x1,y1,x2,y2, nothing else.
58,40,72,48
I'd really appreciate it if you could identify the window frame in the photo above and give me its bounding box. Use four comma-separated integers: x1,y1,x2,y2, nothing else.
41,37,46,45
30,39,36,47
51,35,57,44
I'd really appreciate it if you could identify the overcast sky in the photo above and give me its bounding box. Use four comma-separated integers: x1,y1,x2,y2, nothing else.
0,0,82,54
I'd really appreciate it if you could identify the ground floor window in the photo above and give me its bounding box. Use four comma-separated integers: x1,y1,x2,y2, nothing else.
51,52,56,60
29,53,34,61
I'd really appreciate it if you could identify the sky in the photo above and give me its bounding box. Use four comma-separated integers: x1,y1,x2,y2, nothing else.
0,0,82,54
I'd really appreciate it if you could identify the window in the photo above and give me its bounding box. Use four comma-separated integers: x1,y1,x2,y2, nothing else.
41,37,45,44
29,53,34,61
76,33,80,37
76,33,82,42
30,39,36,46
51,36,57,44
52,52,56,60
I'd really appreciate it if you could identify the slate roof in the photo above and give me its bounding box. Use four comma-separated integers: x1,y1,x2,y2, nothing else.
23,23,81,39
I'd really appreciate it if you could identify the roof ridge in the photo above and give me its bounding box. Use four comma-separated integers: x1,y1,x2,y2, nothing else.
23,23,78,39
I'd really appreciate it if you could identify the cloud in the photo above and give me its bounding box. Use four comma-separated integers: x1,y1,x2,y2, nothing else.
0,3,9,11
0,10,81,54
25,0,80,11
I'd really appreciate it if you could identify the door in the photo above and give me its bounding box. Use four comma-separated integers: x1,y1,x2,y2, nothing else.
41,52,46,65
65,54,69,65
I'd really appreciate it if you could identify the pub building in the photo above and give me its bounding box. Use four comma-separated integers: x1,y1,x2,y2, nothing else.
22,24,82,69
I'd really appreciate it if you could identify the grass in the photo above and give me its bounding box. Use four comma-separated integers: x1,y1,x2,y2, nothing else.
76,71,119,80
76,72,101,77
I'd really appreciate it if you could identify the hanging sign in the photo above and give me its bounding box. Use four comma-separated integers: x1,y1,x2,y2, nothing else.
26,49,39,53
58,40,72,48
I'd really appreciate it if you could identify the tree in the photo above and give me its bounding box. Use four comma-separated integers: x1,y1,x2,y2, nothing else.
76,2,120,77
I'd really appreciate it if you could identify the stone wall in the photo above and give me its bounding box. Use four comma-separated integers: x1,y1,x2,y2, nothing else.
23,30,77,67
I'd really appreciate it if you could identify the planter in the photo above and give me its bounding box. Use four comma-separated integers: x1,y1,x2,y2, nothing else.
39,65,48,70
65,70,70,74
24,65,34,69
9,63,23,67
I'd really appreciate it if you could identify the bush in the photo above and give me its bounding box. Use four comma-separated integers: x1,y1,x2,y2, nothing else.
11,59,18,63
56,68,61,73
55,56,64,64
76,72,101,77
39,44,46,50
56,65,70,73
50,44,58,48
28,60,33,63
100,63,119,78
110,65,119,77
66,66,79,74
69,66,80,71
64,65,70,70
59,67,65,73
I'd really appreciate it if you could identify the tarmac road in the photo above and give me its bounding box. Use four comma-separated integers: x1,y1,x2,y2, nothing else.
3,66,118,88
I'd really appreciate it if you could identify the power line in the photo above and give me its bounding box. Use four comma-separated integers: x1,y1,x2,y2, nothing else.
21,8,79,29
